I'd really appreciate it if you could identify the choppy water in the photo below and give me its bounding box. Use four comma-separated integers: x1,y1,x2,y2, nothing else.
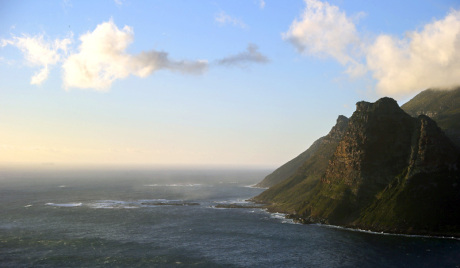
0,167,459,267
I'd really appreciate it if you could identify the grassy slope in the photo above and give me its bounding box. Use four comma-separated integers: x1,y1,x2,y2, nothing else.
255,137,324,188
255,140,339,213
402,87,460,148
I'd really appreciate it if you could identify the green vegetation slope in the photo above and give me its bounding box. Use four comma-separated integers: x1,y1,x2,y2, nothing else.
255,116,348,188
254,97,460,236
402,87,460,148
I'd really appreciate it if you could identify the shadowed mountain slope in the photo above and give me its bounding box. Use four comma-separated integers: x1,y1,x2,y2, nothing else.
254,97,460,236
402,87,460,148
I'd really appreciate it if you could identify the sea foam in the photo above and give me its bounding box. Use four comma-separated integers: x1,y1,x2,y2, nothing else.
45,202,83,207
87,200,139,209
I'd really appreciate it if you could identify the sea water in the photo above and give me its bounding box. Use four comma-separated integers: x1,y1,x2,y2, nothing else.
0,166,459,267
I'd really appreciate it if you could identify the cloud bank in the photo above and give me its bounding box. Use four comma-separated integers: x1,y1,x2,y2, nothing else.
217,44,269,67
62,20,208,90
367,9,460,96
285,0,460,97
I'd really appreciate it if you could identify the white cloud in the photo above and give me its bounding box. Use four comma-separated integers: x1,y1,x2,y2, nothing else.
215,11,247,29
62,20,208,90
283,0,360,66
217,43,269,67
1,34,71,85
285,0,460,97
367,9,460,96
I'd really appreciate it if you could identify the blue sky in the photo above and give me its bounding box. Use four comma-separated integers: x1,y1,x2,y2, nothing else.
1,0,460,167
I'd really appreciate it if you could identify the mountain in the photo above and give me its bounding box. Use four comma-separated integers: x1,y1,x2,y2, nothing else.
255,115,348,188
402,87,460,148
254,97,460,236
255,115,348,211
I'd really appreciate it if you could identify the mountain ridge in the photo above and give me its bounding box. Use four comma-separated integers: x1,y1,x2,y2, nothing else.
254,92,460,236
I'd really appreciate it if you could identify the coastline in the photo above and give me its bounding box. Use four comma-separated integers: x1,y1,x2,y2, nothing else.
285,212,460,240
249,200,460,240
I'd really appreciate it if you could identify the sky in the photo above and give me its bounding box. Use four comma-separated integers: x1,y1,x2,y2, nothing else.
1,0,460,167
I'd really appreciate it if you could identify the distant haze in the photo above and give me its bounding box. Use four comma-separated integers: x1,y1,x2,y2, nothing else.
1,1,460,167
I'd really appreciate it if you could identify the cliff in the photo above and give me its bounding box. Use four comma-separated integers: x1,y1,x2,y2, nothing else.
254,97,460,236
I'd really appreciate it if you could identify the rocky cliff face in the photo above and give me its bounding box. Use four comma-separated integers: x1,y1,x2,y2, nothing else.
255,97,460,236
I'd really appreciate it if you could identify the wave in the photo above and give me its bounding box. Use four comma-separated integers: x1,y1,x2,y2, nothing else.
139,199,200,207
44,199,201,209
216,199,250,204
269,212,296,224
244,184,268,189
87,200,139,209
317,224,460,240
45,202,83,207
210,199,266,210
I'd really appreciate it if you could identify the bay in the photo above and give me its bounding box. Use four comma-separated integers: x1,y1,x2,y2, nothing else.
0,167,459,267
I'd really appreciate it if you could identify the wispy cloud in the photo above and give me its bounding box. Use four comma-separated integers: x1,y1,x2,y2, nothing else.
217,44,269,67
1,20,208,91
215,11,247,29
1,33,72,85
259,0,266,9
285,0,460,97
62,20,208,90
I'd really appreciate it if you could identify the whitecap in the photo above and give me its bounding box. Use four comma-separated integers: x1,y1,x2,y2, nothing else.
45,202,82,207
24,204,32,208
317,224,460,240
139,199,200,207
267,212,297,224
244,184,268,189
216,199,250,204
87,200,139,209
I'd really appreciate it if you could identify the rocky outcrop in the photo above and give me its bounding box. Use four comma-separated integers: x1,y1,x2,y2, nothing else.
254,97,460,236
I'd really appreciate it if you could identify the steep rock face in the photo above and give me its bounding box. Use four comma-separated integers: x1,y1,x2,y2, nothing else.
254,115,349,211
256,115,349,188
322,98,414,190
402,87,460,148
407,115,458,176
256,97,460,236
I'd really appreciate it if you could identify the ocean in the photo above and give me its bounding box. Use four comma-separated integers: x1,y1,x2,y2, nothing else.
0,166,459,267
